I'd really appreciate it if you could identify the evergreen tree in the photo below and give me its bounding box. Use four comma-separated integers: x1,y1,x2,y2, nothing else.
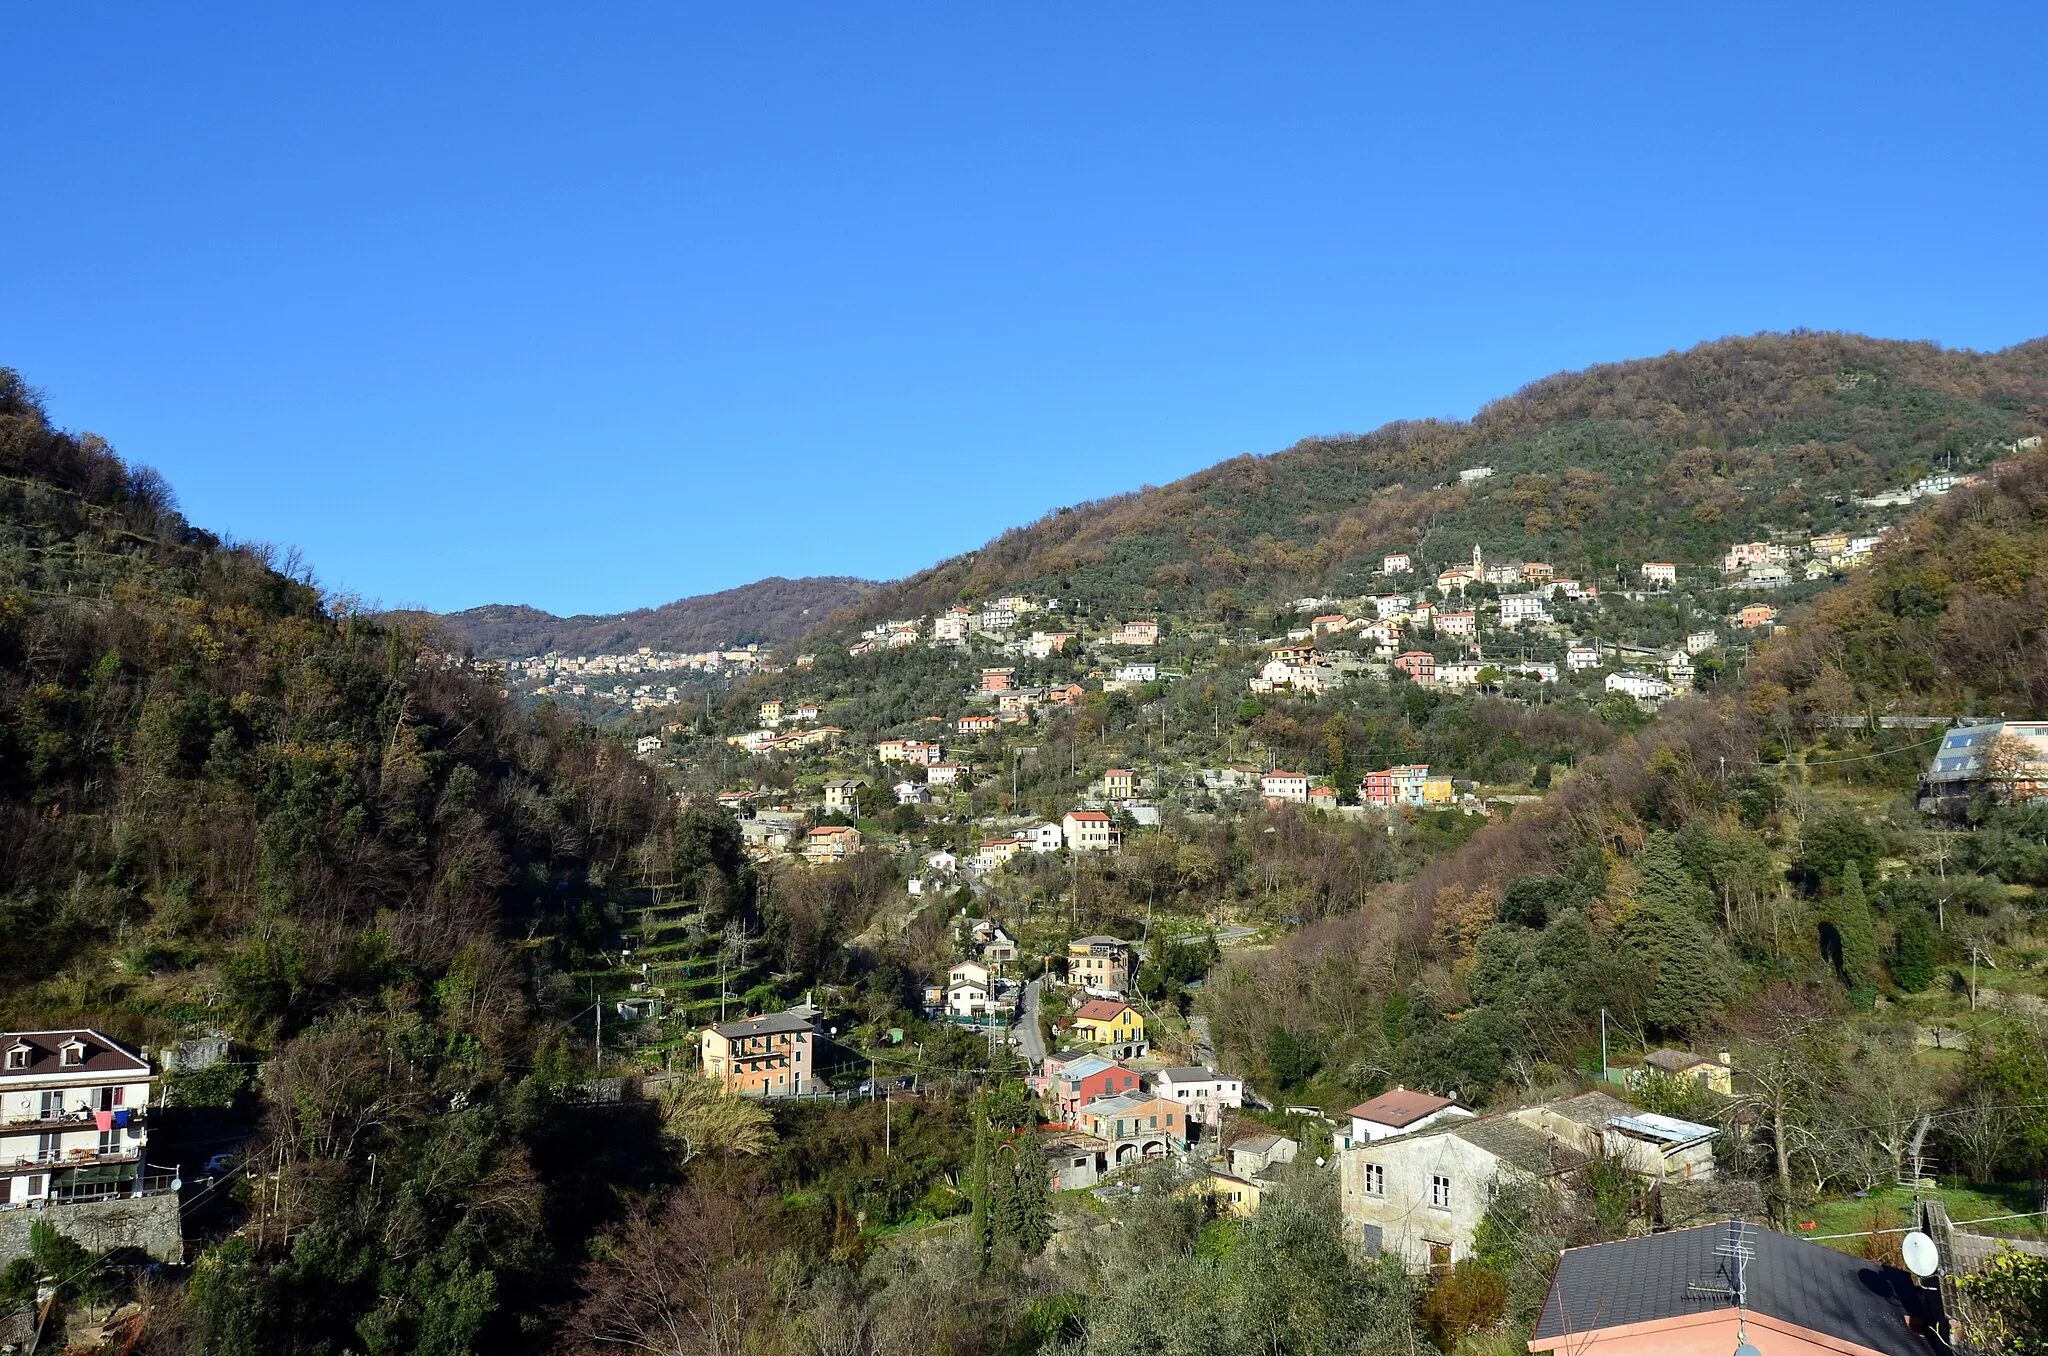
1623,890,1729,1033
1633,832,1714,922
1889,906,1938,993
1829,862,1880,990
990,1132,1053,1262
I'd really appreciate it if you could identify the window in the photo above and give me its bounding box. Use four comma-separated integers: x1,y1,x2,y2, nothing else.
1361,1163,1385,1196
41,1090,63,1119
5,1046,26,1070
27,1175,44,1197
1427,1241,1452,1271
1431,1175,1452,1210
98,1129,119,1156
61,1042,84,1067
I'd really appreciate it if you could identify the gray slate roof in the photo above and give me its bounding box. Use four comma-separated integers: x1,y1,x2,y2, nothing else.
1535,1221,1938,1356
711,1011,815,1039
1539,1090,1636,1127
1447,1116,1582,1175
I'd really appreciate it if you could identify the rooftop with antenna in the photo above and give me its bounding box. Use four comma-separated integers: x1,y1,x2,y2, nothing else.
1532,1219,1943,1356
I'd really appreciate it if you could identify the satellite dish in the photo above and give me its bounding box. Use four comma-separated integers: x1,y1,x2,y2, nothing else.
1901,1231,1940,1278
1735,1344,1761,1356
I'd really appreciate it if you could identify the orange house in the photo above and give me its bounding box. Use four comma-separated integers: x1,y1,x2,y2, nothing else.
700,1012,817,1096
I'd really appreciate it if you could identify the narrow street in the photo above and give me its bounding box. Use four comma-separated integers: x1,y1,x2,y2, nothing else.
1018,977,1047,1068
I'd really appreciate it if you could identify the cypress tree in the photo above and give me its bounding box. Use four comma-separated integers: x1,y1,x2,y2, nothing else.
1831,862,1880,989
1889,906,1938,992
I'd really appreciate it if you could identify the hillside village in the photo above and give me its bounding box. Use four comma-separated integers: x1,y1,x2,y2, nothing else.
7,343,2048,1354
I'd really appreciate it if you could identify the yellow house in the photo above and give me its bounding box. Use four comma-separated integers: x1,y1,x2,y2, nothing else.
1640,1048,1734,1096
1423,776,1454,805
1195,1170,1265,1217
1072,999,1145,1051
1103,769,1135,800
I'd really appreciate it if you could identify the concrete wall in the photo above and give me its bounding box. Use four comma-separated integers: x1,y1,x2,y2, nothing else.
0,1193,182,1265
1340,1134,1514,1268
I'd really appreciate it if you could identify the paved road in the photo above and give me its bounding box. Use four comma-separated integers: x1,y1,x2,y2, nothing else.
1132,923,1261,960
1018,977,1047,1068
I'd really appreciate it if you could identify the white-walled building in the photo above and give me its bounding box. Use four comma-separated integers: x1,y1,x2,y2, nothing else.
1345,1088,1474,1146
1150,1066,1244,1125
1605,671,1672,702
2,1030,157,1210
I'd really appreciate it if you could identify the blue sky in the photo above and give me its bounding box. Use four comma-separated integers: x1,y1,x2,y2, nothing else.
4,4,2043,615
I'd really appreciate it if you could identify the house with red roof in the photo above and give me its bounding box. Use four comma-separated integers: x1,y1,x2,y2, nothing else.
1345,1086,1473,1146
1061,810,1116,852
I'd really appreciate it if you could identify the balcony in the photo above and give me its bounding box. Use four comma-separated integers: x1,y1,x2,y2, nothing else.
3,1106,147,1130
4,1146,141,1170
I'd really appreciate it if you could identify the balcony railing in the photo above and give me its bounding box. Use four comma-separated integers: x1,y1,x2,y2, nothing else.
4,1147,141,1169
3,1106,147,1129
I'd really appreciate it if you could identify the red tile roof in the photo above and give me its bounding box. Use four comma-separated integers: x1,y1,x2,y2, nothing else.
1075,999,1131,1022
1348,1087,1457,1128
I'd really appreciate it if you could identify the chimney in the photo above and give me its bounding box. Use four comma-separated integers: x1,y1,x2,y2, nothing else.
1719,1051,1732,1067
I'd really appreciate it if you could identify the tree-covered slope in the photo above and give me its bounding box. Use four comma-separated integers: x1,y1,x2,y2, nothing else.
414,574,880,659
0,368,708,1351
1203,447,2048,1156
814,332,2048,633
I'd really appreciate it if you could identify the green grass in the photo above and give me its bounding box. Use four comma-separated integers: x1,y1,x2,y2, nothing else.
1800,1181,2047,1255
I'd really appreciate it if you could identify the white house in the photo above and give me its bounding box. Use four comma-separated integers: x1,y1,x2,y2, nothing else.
1370,595,1410,619
1605,671,1672,702
1639,562,1677,587
1340,1110,1576,1268
927,762,967,786
1062,810,1116,852
1150,1066,1244,1125
1497,595,1550,628
925,849,958,874
1458,467,1495,484
1114,663,1160,684
1684,630,1719,655
2,1029,158,1211
1025,822,1065,853
1260,770,1310,803
894,780,930,806
1344,1088,1474,1146
635,735,663,755
1382,554,1413,575
1565,646,1601,672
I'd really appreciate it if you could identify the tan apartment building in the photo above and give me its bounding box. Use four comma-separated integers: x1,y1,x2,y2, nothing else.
700,1011,817,1096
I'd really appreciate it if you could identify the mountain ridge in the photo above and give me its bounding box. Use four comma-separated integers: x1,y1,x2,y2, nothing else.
791,330,2048,645
406,574,880,658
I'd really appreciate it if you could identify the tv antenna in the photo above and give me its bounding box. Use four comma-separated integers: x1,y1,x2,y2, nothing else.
1687,1217,1758,1356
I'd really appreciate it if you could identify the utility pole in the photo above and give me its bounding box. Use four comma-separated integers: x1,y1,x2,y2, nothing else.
1600,1007,1609,1080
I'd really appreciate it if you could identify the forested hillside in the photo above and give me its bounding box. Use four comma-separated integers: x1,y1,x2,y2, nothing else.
0,369,709,1351
7,344,2048,1356
413,575,879,659
815,332,2048,633
1204,448,2048,1212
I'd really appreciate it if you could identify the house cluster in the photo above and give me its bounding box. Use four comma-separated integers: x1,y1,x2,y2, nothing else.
924,957,1019,1025
1255,765,1453,811
847,594,1165,660
725,724,844,756
1338,1087,1719,1269
1038,1057,1261,1193
965,809,1123,873
507,644,772,709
